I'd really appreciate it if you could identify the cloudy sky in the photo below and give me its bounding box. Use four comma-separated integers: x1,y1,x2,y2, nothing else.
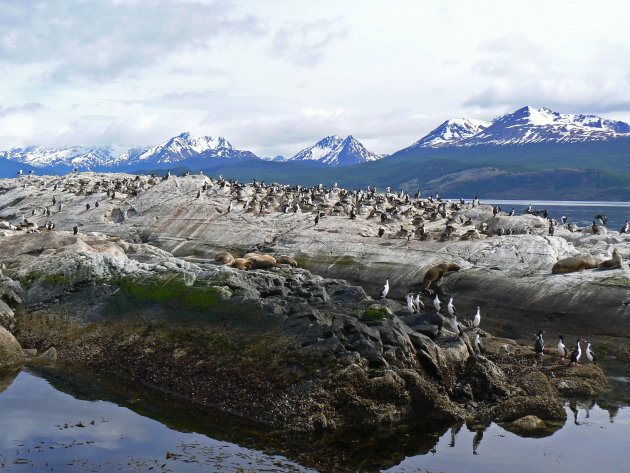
2,0,630,157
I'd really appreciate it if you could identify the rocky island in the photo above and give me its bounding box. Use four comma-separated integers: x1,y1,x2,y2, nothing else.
0,172,624,438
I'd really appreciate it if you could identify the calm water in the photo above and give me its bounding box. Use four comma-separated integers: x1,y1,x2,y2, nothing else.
0,367,629,473
477,199,630,230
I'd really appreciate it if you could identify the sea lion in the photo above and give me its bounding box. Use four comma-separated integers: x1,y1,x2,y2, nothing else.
422,263,461,293
243,252,277,264
231,258,253,270
598,248,623,270
215,251,234,265
551,256,600,274
276,255,298,267
249,255,276,270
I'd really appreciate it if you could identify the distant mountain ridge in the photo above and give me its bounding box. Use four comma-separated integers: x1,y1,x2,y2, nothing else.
402,106,630,152
287,135,384,166
1,106,630,176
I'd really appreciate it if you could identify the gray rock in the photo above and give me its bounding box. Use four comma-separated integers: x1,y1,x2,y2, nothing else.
0,326,25,368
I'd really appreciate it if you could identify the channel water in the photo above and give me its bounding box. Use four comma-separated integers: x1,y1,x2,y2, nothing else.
0,364,629,473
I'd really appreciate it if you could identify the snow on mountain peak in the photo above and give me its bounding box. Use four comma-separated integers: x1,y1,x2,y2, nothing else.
407,106,630,150
289,135,383,166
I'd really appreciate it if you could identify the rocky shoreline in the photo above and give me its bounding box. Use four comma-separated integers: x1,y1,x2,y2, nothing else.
0,172,624,434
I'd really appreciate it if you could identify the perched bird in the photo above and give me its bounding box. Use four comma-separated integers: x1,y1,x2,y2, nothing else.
450,315,461,337
86,203,90,210
433,294,441,313
73,225,78,235
570,339,582,365
17,169,23,175
585,341,596,365
472,306,481,330
595,214,607,226
378,227,385,238
561,216,568,224
620,221,629,234
406,293,414,313
314,214,320,226
592,221,599,234
548,222,555,236
508,208,515,216
447,297,456,317
380,278,390,299
535,330,544,359
557,335,568,359
413,293,423,313
407,230,415,244
227,201,233,213
474,332,484,353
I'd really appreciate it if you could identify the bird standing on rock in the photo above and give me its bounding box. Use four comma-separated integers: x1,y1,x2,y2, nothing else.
472,306,481,330
447,297,456,317
585,341,596,364
380,278,390,299
433,294,441,313
557,336,568,359
414,293,423,313
535,331,544,360
570,339,582,365
406,293,414,313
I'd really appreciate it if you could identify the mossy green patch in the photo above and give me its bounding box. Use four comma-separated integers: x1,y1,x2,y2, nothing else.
363,307,388,323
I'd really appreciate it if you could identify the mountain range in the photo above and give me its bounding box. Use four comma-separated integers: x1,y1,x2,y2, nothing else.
2,106,630,200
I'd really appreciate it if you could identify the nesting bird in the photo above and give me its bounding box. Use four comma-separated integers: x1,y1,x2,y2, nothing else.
557,335,568,359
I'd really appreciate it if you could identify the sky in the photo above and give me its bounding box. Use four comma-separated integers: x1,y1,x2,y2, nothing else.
2,0,630,157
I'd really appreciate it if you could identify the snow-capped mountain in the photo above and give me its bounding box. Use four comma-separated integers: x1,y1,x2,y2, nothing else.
121,132,258,165
0,145,129,168
288,135,384,166
0,133,259,169
405,106,630,150
408,118,491,148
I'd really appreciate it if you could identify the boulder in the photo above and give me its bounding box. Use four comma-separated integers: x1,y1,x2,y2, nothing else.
0,326,25,368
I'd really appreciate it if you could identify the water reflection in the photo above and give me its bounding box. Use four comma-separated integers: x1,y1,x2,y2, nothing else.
0,368,629,473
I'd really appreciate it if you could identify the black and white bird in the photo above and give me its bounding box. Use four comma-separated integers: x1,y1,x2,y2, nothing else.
472,306,481,330
621,221,629,234
433,294,441,313
474,332,484,353
406,293,415,313
557,335,568,359
595,214,607,226
570,339,582,365
17,169,23,175
407,230,415,244
508,208,515,217
314,214,320,226
447,297,456,317
450,315,461,337
380,278,390,299
535,331,544,358
227,201,233,213
413,293,423,313
378,227,386,238
585,341,596,365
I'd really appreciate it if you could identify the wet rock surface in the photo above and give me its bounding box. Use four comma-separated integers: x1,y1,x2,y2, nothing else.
0,173,616,432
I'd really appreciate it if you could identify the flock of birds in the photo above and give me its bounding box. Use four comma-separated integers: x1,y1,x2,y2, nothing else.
378,275,598,366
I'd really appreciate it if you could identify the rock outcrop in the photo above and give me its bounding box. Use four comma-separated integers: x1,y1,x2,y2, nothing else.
0,228,605,432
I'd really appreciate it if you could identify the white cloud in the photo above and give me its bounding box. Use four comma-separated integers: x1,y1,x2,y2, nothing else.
3,0,630,154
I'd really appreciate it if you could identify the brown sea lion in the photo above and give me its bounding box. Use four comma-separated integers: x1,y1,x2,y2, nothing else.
231,258,253,270
551,256,600,274
243,252,277,264
215,251,234,265
276,255,298,267
598,248,623,270
249,255,276,270
422,263,461,292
